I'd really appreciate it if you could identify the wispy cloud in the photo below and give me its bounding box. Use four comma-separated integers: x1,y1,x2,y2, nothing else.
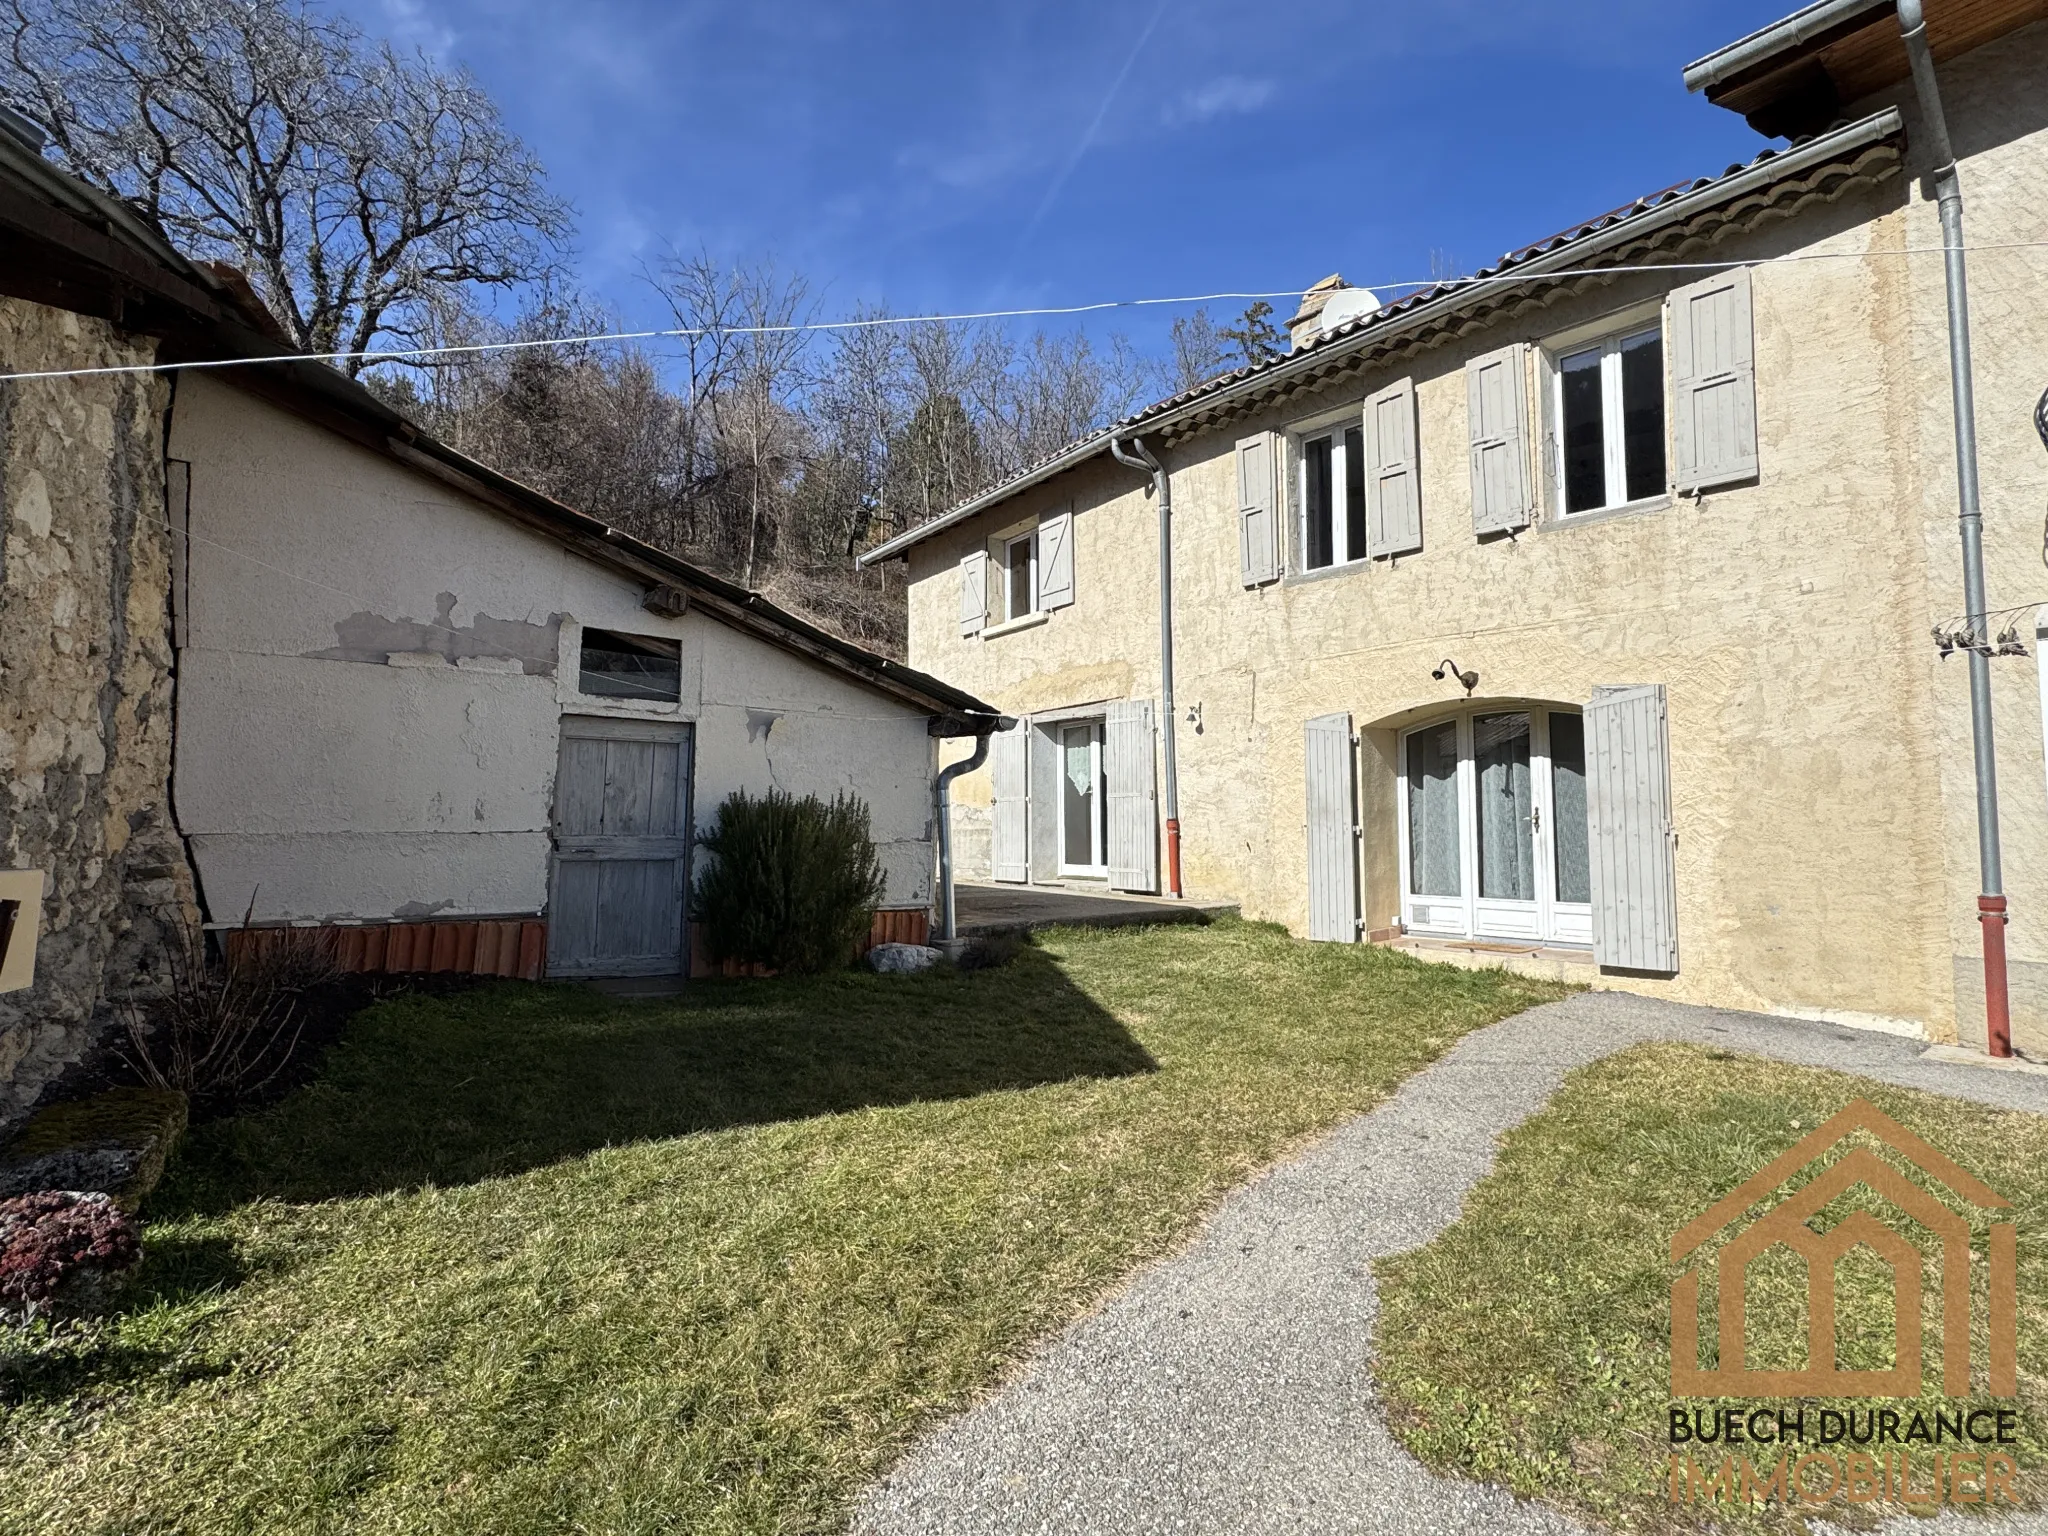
896,141,1034,195
1164,74,1276,127
377,0,457,57
1013,0,1172,255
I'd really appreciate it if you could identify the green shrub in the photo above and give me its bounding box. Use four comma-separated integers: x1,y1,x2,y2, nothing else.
690,789,886,974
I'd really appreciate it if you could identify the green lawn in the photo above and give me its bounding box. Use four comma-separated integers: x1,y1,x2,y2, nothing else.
1372,1043,2048,1534
0,918,1565,1535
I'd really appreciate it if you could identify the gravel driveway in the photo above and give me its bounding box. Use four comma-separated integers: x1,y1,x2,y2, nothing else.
852,991,2048,1536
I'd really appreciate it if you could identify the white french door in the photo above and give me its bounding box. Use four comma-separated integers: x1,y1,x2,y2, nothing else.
1397,708,1591,947
1057,721,1108,876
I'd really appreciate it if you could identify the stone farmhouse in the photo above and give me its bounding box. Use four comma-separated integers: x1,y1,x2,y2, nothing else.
0,127,997,1117
861,0,2048,1052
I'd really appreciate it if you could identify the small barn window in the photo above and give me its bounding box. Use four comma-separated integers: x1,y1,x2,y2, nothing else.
578,628,682,702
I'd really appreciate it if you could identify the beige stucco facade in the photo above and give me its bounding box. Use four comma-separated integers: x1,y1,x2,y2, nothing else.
899,20,2048,1052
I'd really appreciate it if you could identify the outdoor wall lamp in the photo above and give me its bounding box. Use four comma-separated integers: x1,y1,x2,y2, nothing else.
1432,657,1478,695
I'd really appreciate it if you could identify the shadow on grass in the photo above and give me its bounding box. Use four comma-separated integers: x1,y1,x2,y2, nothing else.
154,942,1154,1216
0,1332,237,1411
0,1235,252,1409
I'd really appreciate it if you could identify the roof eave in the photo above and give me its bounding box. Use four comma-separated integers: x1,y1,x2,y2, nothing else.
0,140,997,723
861,108,1905,566
1131,109,1903,435
1681,0,1892,96
857,430,1113,566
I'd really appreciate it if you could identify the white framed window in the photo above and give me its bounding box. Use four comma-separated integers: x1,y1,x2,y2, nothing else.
1396,706,1591,948
1001,530,1037,621
1553,321,1666,515
1057,720,1108,876
1296,422,1367,571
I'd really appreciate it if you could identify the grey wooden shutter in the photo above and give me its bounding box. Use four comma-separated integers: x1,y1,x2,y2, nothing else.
990,718,1030,883
1237,433,1279,587
1304,713,1359,943
1467,344,1532,535
959,550,988,636
1669,267,1758,493
1105,699,1158,892
1037,508,1075,610
1585,684,1678,973
1363,378,1422,557
1027,722,1060,882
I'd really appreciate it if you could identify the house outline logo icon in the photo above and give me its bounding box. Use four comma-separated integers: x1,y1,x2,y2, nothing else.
1670,1098,2018,1398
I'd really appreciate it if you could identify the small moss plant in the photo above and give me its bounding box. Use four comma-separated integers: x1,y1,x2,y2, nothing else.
691,788,885,974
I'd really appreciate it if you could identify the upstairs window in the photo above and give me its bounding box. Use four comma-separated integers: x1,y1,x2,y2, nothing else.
1557,324,1665,515
1299,424,1366,571
1002,530,1038,621
578,628,681,702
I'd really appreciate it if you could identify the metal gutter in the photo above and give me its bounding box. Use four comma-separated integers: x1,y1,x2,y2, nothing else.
1682,0,1891,94
860,108,1904,567
1896,0,2011,1057
933,729,996,941
0,128,211,286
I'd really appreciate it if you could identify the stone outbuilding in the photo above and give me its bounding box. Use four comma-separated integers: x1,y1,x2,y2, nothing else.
0,127,998,1118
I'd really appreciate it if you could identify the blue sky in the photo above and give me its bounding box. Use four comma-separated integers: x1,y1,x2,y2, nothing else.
342,0,1798,366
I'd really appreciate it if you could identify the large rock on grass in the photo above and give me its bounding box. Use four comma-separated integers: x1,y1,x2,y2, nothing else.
0,1086,188,1210
867,943,944,975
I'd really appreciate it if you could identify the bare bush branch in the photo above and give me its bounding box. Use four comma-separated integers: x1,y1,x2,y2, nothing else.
119,920,340,1108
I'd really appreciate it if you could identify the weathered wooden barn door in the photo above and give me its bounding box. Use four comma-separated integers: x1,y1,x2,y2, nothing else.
548,716,693,978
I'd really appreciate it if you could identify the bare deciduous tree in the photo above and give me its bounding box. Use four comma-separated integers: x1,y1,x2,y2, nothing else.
1,0,570,372
0,0,1274,657
385,272,1172,656
1165,306,1232,394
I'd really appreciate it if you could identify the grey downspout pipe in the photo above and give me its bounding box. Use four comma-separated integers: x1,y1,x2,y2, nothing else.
1899,0,2012,1056
934,727,995,941
1109,433,1183,897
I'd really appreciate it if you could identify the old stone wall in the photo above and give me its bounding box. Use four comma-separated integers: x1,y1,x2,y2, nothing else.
0,296,193,1123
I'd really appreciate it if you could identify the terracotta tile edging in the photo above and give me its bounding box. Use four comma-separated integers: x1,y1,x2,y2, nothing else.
229,906,931,985
223,917,547,981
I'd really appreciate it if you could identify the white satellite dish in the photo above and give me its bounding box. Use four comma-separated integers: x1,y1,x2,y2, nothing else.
1317,287,1382,334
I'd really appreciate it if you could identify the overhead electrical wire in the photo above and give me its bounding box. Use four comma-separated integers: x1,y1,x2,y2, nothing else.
6,240,2048,386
